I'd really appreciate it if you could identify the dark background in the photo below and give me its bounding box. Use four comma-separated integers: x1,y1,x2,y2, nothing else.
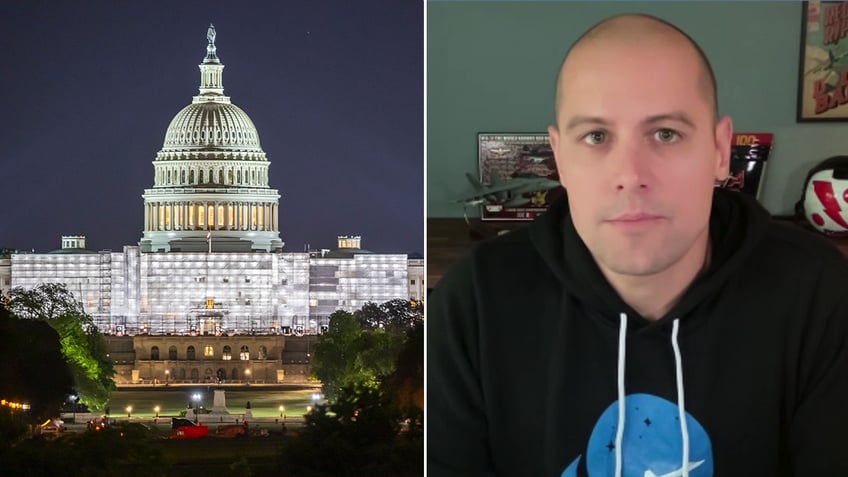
1,0,423,254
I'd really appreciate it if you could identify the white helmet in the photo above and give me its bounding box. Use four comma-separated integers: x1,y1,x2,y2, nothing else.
798,156,848,236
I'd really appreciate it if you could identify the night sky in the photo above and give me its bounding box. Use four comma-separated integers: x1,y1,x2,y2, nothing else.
0,1,423,255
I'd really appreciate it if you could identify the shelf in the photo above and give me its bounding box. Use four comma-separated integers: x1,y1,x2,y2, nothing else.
427,216,848,288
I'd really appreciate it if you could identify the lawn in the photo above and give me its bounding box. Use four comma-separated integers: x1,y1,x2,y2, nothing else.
100,385,322,420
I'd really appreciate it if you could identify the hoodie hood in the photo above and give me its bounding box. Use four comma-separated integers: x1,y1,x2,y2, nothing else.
529,187,771,328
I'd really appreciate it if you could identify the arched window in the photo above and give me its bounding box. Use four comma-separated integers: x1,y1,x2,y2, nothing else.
228,170,233,184
258,346,267,360
179,368,186,380
240,346,250,360
190,170,195,183
181,170,186,183
232,368,238,380
237,170,242,184
223,345,232,361
151,346,159,360
219,170,224,183
169,346,177,360
204,345,214,357
190,368,199,382
187,346,196,360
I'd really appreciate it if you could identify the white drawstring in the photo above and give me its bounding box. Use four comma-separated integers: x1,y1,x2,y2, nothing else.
615,313,627,477
671,318,690,477
615,315,691,477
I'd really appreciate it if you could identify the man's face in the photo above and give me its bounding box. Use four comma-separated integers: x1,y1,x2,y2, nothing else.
548,36,732,278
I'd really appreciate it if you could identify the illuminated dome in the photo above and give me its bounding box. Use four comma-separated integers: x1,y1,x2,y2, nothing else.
140,24,283,254
163,102,262,151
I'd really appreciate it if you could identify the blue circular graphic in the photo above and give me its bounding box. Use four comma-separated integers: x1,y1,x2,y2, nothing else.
562,393,713,477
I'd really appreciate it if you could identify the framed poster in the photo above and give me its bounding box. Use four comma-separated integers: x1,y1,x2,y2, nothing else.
797,1,848,121
715,133,774,200
477,133,564,221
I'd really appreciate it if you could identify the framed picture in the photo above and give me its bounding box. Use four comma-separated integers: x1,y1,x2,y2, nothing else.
715,133,774,200
477,133,564,221
797,1,848,121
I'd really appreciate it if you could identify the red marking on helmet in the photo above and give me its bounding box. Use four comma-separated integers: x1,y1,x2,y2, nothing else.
812,180,848,229
812,212,825,226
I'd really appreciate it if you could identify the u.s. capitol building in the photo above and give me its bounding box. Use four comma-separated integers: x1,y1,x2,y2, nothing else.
2,26,424,339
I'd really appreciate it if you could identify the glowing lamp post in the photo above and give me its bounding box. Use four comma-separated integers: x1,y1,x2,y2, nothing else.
154,405,160,419
165,369,170,385
279,405,285,421
192,393,201,424
245,369,251,385
126,405,132,419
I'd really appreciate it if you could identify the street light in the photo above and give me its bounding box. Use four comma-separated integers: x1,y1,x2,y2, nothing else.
192,393,201,424
244,369,251,385
165,369,170,385
154,405,160,418
69,394,78,423
126,405,132,419
279,405,285,420
306,405,313,413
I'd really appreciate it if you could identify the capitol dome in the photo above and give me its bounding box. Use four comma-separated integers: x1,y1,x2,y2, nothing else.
163,102,262,151
139,24,283,254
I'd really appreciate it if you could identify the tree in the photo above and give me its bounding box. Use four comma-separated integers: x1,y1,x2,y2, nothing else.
280,383,420,477
357,299,424,332
6,284,115,411
311,310,372,400
313,300,424,401
381,321,424,435
355,302,388,330
0,305,74,446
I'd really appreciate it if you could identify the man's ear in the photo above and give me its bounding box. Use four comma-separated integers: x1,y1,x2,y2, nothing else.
548,124,566,187
713,115,733,180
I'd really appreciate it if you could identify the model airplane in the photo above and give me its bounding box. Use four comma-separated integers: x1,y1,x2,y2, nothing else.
453,173,561,208
488,146,512,156
805,48,848,76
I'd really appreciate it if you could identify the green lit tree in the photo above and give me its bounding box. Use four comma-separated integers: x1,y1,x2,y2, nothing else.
6,283,115,411
311,310,373,400
312,299,421,401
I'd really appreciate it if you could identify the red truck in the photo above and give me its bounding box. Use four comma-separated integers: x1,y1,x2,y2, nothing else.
170,417,209,439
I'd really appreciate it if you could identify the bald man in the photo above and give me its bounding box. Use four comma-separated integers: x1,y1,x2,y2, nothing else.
428,14,848,477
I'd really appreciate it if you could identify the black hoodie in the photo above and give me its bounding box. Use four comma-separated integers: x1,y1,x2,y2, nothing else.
428,187,848,476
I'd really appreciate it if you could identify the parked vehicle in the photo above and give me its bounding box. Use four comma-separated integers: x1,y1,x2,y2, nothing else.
170,417,208,439
215,421,248,437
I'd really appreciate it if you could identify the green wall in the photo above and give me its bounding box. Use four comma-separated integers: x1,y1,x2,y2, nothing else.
427,1,847,218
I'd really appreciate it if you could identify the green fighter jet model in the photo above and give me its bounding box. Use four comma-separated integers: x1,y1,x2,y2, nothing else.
454,173,561,211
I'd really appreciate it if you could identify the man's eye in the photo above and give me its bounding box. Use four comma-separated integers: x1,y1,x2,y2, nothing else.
654,129,680,143
582,131,606,145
